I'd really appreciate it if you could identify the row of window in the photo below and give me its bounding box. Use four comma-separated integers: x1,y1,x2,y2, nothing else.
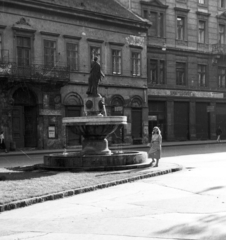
149,60,226,89
0,35,142,76
143,7,226,44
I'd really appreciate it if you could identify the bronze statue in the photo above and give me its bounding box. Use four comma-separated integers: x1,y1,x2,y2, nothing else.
86,56,105,97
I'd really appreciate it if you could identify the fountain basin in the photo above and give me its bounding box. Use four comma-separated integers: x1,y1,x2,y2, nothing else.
43,151,151,171
63,116,127,155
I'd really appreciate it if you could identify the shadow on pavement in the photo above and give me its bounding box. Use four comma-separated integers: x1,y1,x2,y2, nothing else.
154,214,226,239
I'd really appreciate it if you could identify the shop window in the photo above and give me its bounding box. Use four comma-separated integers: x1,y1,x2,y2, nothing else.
218,67,226,88
198,21,206,43
44,40,56,67
198,64,207,87
176,62,186,85
177,16,185,40
67,42,78,71
131,51,141,76
149,59,165,84
112,49,122,75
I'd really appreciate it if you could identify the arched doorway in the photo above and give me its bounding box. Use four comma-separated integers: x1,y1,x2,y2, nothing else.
63,92,82,146
131,96,143,144
12,88,37,148
111,95,124,144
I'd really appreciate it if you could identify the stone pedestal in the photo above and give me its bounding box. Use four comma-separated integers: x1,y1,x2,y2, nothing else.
82,138,111,155
84,96,105,116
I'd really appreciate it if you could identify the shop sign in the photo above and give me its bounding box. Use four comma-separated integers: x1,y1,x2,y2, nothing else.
114,106,123,113
39,109,62,115
148,89,224,99
148,115,157,121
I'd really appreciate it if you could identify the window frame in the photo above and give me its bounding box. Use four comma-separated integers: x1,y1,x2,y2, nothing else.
66,41,79,72
43,39,57,68
218,67,226,88
219,24,225,44
175,9,189,42
16,36,31,67
219,0,225,8
198,0,208,7
198,20,206,43
176,62,186,86
198,64,207,87
177,16,185,40
131,49,141,77
111,47,122,75
149,58,166,85
0,33,2,61
142,6,166,38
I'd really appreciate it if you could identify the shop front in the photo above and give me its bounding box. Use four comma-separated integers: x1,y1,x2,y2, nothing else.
148,89,225,141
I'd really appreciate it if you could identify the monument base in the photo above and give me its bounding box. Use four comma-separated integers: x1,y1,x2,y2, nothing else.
82,138,111,155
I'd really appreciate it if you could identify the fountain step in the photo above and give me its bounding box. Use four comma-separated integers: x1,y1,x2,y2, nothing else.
42,151,150,171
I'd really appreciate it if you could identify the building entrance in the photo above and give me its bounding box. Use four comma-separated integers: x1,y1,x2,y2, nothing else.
12,88,37,148
196,102,210,140
148,101,166,140
174,102,189,141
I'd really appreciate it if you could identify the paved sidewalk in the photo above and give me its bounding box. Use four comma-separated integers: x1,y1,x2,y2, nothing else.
0,139,225,157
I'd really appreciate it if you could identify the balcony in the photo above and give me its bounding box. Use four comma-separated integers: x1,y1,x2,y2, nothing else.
1,63,70,83
212,43,226,55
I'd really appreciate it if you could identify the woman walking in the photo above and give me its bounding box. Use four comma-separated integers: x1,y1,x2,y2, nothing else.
148,126,162,167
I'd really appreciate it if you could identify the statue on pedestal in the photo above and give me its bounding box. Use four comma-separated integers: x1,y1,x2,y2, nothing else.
86,56,105,97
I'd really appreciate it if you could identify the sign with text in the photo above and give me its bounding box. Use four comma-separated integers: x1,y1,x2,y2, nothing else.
148,89,224,99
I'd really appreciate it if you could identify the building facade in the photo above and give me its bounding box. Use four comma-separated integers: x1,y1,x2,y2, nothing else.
118,0,226,141
0,0,150,150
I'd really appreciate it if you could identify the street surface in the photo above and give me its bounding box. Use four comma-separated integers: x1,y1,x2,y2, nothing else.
0,143,226,239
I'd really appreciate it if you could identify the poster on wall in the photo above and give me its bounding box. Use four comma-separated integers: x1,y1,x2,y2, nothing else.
48,126,56,139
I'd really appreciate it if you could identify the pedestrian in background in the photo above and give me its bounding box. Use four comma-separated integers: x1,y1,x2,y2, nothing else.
0,131,8,153
148,126,162,167
216,126,222,142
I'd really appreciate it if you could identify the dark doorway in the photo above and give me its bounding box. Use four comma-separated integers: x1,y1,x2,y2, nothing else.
216,103,226,140
12,106,24,148
196,102,210,140
24,106,37,147
65,106,81,146
174,102,189,141
148,101,166,140
12,88,37,148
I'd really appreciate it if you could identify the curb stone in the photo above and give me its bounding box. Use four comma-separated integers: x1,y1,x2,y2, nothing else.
0,165,183,213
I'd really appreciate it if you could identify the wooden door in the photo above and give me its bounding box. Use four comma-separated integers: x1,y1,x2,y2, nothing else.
12,106,24,148
24,106,37,147
65,106,81,146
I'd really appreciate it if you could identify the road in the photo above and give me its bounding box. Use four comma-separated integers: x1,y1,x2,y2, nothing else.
0,143,226,239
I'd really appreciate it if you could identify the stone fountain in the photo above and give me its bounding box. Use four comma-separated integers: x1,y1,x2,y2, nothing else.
43,57,151,170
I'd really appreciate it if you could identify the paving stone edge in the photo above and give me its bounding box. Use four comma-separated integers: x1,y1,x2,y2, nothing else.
0,165,183,213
